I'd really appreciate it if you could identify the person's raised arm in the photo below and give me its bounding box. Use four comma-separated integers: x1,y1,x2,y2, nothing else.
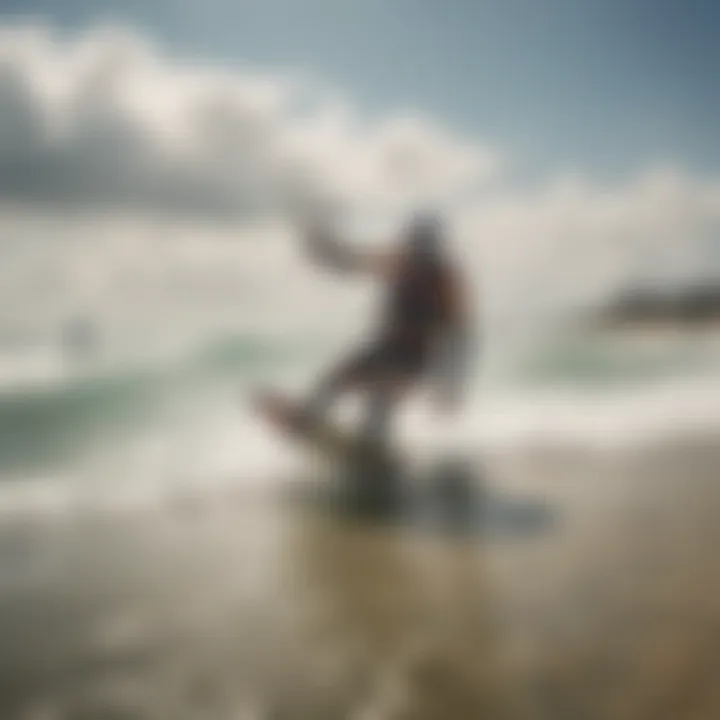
303,219,399,280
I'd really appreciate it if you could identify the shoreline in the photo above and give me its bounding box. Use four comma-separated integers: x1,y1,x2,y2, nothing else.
0,429,719,717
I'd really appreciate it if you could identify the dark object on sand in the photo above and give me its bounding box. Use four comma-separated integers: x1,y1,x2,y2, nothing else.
428,456,484,525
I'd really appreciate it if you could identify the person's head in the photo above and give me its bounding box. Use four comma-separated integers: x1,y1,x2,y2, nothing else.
403,211,445,262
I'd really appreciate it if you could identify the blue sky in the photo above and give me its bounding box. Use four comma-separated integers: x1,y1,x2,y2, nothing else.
3,0,719,180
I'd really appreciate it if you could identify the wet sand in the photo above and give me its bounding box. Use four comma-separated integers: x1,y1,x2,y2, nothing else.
1,434,720,719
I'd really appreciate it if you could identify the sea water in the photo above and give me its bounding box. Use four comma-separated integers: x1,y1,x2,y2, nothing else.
1,326,720,717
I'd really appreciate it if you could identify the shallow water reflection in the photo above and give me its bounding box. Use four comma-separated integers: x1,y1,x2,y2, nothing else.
1,442,719,719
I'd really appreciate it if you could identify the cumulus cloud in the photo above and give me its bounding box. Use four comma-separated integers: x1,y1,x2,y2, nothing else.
1,22,720,354
0,24,497,219
458,168,720,325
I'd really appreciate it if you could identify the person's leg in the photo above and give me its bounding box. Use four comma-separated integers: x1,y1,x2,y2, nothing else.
356,338,425,446
358,374,415,447
303,346,374,425
359,382,393,446
303,374,339,423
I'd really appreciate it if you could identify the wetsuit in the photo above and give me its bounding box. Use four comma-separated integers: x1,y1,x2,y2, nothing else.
304,251,461,444
334,255,452,385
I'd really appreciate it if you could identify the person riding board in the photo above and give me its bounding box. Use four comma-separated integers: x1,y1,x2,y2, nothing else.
300,211,474,451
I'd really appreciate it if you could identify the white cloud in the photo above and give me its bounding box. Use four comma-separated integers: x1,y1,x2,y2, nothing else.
0,23,497,219
1,23,720,356
457,167,720,327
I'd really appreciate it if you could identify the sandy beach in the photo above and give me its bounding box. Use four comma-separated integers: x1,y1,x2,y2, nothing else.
1,429,719,720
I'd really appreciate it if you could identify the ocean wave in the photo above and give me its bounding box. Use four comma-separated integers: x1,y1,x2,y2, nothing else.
0,328,718,494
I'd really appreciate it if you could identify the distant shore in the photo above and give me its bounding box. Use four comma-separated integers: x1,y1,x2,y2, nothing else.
588,282,720,331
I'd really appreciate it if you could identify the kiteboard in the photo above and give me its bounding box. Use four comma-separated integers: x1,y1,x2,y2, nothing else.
252,388,555,535
252,388,403,514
